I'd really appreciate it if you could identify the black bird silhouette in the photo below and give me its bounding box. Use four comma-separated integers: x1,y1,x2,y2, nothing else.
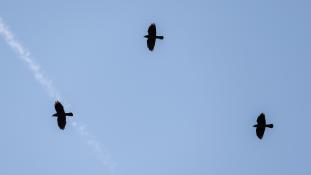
52,101,73,130
253,113,273,139
144,23,164,51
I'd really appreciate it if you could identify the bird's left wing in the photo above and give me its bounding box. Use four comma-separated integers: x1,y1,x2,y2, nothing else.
148,23,156,36
257,113,266,125
55,101,65,114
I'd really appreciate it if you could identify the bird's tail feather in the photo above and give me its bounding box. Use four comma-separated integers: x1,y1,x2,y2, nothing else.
66,112,73,117
266,124,273,128
156,36,164,39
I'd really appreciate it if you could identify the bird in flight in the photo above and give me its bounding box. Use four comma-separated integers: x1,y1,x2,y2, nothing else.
52,101,73,130
253,113,273,139
144,23,164,51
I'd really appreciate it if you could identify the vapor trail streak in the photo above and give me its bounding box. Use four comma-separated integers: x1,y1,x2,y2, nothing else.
0,17,116,173
0,18,60,99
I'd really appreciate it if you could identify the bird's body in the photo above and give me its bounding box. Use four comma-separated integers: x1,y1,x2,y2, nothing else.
52,101,73,130
253,113,273,139
144,23,164,51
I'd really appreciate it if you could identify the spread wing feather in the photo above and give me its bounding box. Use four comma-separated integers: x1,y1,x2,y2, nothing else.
256,126,265,139
147,38,156,51
55,101,65,114
148,23,156,36
257,113,266,125
57,117,66,130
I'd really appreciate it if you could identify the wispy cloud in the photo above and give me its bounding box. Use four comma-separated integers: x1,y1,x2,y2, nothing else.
0,17,116,173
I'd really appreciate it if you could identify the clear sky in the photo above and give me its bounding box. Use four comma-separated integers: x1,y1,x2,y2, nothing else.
0,0,311,175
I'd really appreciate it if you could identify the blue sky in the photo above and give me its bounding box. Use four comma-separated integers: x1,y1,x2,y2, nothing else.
0,0,311,175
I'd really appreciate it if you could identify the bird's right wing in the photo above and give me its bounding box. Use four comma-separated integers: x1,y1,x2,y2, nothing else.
148,23,156,36
55,101,65,114
257,113,266,125
147,38,156,51
256,126,265,139
57,117,66,130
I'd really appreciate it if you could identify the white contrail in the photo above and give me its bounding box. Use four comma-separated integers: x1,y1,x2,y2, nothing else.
0,18,60,100
72,121,117,172
0,17,116,173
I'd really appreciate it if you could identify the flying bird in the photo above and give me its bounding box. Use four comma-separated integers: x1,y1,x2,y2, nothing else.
52,101,73,130
144,23,164,51
253,113,273,139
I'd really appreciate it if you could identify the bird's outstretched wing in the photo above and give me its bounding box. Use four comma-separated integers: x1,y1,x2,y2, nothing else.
256,126,265,139
257,113,266,125
148,23,156,36
147,38,156,51
57,117,66,130
55,101,65,114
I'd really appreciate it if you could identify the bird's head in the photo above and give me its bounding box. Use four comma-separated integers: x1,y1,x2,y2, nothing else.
253,124,258,127
144,35,148,38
